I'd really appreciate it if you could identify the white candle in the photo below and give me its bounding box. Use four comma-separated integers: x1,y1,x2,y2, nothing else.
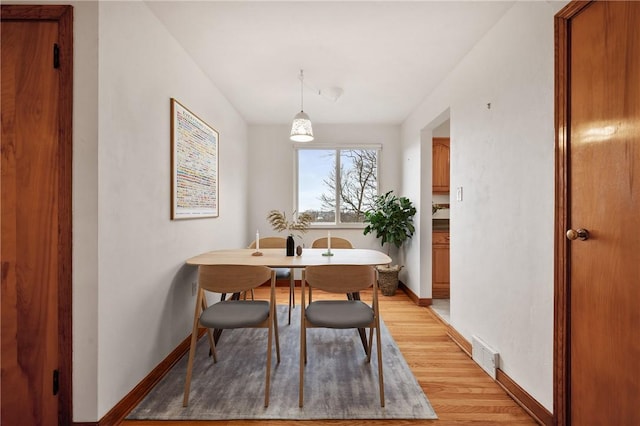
327,231,331,251
256,230,260,251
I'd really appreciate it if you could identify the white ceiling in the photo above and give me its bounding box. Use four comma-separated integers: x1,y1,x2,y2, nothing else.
146,1,515,125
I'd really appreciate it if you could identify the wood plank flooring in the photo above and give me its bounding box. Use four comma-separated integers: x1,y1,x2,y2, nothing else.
119,287,537,426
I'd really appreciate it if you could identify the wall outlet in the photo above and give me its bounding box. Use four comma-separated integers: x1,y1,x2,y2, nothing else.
456,186,463,201
472,335,499,379
191,281,197,296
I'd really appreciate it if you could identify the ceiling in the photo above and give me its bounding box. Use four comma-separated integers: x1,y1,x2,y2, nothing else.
146,1,515,125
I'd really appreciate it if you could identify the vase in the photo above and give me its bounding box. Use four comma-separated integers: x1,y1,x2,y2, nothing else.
286,235,295,256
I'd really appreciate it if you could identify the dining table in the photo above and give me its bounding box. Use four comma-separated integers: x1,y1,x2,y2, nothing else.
186,247,392,268
186,247,392,350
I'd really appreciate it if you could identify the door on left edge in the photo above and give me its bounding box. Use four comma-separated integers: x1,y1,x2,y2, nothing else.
2,16,62,426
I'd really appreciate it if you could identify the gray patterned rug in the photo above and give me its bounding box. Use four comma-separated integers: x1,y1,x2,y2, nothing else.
127,305,437,420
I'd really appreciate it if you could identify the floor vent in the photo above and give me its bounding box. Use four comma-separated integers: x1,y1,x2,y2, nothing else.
472,335,499,379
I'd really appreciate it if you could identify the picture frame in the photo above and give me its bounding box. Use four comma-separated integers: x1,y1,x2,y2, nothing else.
171,98,219,219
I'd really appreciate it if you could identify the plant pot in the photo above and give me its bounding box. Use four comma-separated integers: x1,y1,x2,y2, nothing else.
376,265,403,296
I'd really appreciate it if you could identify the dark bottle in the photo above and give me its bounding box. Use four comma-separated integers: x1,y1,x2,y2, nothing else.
286,235,295,256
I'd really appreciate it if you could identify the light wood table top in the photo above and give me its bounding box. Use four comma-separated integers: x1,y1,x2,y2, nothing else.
186,248,391,268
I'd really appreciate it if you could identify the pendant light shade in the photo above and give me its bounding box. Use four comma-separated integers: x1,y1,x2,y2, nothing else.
290,111,313,142
290,69,314,142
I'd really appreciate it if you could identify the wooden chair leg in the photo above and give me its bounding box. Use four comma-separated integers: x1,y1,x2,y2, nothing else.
265,311,273,407
375,322,385,407
367,326,374,363
183,290,204,407
303,322,307,365
288,274,294,325
182,327,199,407
241,289,255,300
299,317,305,407
201,296,217,362
206,328,217,363
274,305,281,363
299,275,307,407
290,272,295,307
288,288,292,325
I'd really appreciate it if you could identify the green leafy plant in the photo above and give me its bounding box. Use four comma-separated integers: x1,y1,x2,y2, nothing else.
363,190,417,255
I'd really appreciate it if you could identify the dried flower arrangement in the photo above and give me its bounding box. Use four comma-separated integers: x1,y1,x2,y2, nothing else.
267,210,313,234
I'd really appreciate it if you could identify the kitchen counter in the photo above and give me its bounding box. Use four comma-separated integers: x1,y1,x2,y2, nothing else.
433,219,450,231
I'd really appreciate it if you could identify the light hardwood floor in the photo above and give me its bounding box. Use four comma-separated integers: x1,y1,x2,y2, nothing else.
120,286,537,426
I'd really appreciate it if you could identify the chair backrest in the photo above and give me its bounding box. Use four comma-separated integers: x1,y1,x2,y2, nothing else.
311,237,353,249
303,265,376,294
248,236,287,249
199,264,273,294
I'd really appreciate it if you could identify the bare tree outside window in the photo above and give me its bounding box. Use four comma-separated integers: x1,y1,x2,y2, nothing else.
297,147,378,224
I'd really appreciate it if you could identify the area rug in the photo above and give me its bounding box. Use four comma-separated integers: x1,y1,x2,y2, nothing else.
127,305,437,420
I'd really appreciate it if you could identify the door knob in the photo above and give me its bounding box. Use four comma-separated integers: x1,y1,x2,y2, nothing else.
566,228,590,241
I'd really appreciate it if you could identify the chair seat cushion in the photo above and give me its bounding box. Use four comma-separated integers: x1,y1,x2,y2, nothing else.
200,300,270,329
305,300,374,329
274,268,291,279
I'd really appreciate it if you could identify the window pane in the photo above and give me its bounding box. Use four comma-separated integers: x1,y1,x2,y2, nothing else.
297,148,378,225
297,149,335,223
339,149,378,223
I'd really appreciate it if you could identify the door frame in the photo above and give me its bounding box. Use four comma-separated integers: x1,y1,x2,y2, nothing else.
553,2,593,425
1,5,73,424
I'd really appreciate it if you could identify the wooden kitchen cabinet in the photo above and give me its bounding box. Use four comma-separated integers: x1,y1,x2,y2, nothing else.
433,137,450,194
432,231,450,298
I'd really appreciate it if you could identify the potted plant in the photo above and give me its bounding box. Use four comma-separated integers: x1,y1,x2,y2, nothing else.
363,190,417,295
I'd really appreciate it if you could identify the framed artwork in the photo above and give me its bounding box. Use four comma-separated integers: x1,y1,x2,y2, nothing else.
171,98,219,219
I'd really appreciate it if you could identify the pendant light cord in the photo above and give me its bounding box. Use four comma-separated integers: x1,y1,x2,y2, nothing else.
300,69,304,112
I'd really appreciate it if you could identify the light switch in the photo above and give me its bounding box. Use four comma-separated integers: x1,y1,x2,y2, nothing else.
456,186,463,201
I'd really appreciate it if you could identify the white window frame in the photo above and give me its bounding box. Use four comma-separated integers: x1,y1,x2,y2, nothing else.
293,143,382,228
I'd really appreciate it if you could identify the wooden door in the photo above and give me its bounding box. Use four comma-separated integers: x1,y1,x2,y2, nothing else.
555,2,640,425
1,6,73,426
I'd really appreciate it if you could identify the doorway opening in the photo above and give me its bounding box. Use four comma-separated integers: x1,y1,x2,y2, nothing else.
430,118,450,323
419,109,450,323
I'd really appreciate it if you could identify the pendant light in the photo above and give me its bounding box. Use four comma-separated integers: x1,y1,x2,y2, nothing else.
290,69,314,142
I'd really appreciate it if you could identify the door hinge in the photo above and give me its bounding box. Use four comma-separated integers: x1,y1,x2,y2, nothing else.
53,44,60,69
52,369,59,396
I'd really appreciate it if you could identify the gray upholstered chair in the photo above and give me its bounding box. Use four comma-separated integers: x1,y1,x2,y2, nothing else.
183,265,280,407
248,236,296,324
299,264,384,407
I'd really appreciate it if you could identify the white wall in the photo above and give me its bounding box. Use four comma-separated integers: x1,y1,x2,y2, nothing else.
68,2,249,421
247,123,402,256
432,119,450,138
401,1,562,411
71,0,100,420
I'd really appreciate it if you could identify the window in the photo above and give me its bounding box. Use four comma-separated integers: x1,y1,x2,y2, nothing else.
296,146,379,226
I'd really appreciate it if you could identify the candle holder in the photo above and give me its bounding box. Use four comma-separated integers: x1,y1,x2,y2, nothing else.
253,230,262,256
